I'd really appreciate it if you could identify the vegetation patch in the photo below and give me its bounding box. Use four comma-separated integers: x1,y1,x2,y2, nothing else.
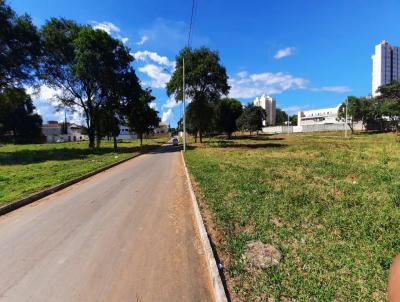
185,132,399,301
0,139,164,205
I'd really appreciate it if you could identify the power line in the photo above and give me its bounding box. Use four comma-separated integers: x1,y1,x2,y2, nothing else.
187,0,196,48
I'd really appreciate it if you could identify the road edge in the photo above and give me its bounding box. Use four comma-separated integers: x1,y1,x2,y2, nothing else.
180,151,228,302
0,147,158,216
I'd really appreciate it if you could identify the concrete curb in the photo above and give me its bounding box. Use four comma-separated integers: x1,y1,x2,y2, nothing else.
180,151,228,302
0,149,155,216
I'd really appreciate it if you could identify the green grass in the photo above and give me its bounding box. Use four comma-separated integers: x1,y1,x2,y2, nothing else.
184,132,400,301
0,138,165,205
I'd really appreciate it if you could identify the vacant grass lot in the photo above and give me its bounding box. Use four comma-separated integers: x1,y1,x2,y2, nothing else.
185,132,400,301
0,138,165,205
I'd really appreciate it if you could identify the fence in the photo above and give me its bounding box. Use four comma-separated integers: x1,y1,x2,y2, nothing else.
262,123,364,134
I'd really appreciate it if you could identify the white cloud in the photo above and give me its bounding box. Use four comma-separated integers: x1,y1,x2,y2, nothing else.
138,64,171,88
237,71,248,78
91,21,120,34
162,109,173,123
149,102,157,110
133,50,175,68
274,47,295,59
136,35,149,45
162,98,179,109
310,86,351,93
120,37,129,44
229,71,308,99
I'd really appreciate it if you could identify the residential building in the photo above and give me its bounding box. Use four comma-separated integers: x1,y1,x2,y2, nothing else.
116,125,137,140
154,122,169,135
41,121,88,143
253,94,276,126
297,105,342,126
371,40,400,96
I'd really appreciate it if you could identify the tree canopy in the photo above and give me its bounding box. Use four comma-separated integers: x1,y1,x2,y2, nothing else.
236,103,266,135
40,18,139,148
0,0,41,90
0,88,42,142
167,47,230,142
126,89,160,146
215,98,243,138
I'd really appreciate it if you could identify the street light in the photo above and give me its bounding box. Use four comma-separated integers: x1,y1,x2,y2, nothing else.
345,97,348,138
182,57,186,152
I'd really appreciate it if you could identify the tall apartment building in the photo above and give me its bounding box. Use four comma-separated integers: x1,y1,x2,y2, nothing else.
253,94,276,126
371,40,400,96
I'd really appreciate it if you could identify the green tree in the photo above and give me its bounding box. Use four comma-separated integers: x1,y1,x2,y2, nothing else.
0,87,43,143
275,108,289,125
0,0,41,90
376,81,400,133
338,96,364,134
166,47,230,143
290,114,298,125
215,98,243,138
236,103,265,135
185,96,215,142
40,18,135,148
126,89,160,146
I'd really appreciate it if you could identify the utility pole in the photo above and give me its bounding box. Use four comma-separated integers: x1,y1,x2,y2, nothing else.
182,57,186,152
345,97,348,138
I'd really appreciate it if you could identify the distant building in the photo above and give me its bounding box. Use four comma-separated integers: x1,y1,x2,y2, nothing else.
371,40,400,96
297,105,342,126
154,122,169,135
116,125,137,140
253,94,276,126
41,121,88,143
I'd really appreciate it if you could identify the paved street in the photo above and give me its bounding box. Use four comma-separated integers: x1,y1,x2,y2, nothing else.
0,146,213,302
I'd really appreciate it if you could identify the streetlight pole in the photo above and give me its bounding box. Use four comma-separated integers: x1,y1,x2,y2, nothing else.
345,97,348,138
182,57,186,152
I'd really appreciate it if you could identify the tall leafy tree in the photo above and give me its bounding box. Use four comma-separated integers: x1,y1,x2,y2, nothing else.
185,95,215,142
126,89,160,146
0,88,42,142
376,81,400,133
338,96,364,133
215,98,243,138
40,19,135,148
236,103,265,135
0,0,41,90
275,108,289,125
166,47,230,142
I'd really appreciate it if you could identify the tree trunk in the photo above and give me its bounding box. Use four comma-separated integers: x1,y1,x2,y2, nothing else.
228,132,231,139
88,128,95,149
96,135,101,148
113,136,117,149
194,133,197,143
140,133,143,146
199,130,203,143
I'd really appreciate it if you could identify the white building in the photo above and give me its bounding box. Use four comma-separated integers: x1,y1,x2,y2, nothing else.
253,94,276,126
117,125,137,140
371,40,400,96
41,121,88,143
297,105,341,126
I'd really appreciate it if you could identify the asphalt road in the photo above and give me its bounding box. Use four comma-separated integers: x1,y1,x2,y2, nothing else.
0,145,214,302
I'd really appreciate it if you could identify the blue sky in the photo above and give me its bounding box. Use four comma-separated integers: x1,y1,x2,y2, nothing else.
10,0,400,127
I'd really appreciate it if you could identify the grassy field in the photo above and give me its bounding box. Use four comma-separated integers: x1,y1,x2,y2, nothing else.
0,138,165,205
184,132,400,301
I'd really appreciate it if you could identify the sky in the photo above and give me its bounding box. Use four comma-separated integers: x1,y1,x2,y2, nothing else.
9,0,400,127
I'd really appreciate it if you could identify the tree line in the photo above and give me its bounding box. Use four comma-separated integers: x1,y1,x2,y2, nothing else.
167,48,299,142
0,0,159,147
338,82,400,134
